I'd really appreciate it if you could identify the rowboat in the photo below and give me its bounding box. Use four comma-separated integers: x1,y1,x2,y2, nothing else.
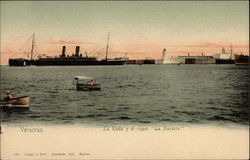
75,76,101,91
0,96,30,108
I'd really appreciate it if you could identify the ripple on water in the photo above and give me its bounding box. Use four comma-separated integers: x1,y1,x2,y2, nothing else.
109,116,132,120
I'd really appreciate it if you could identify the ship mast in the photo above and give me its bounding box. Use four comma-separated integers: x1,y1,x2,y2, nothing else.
105,32,110,61
30,33,35,60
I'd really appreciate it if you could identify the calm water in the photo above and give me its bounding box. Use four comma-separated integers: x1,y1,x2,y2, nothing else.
0,65,249,126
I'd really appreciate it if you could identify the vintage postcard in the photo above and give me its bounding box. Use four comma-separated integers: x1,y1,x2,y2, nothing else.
0,1,249,160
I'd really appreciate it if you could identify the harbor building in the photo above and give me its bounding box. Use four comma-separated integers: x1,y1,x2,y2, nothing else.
158,47,236,64
213,45,235,64
176,55,215,64
159,48,215,64
213,47,231,59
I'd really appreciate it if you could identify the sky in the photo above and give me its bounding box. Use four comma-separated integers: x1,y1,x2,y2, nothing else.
0,1,249,65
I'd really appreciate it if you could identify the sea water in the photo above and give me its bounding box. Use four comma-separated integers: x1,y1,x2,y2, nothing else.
0,64,249,126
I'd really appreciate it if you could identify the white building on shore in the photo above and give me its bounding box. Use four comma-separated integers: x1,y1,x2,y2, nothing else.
213,46,232,60
157,48,216,64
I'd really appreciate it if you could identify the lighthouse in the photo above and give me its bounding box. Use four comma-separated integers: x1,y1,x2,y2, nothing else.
162,48,167,60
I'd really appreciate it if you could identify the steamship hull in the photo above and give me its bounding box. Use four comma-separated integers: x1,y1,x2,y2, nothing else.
35,58,124,66
9,59,124,66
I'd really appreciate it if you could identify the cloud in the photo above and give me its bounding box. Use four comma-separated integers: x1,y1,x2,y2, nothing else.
48,40,96,45
169,43,249,49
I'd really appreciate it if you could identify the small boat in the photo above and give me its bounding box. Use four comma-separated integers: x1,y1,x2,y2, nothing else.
0,96,30,108
75,76,101,91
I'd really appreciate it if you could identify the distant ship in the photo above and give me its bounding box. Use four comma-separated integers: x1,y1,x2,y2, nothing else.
234,54,249,65
9,33,125,66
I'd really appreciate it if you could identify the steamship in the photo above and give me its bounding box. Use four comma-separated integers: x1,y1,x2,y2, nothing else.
35,45,124,66
9,33,125,66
